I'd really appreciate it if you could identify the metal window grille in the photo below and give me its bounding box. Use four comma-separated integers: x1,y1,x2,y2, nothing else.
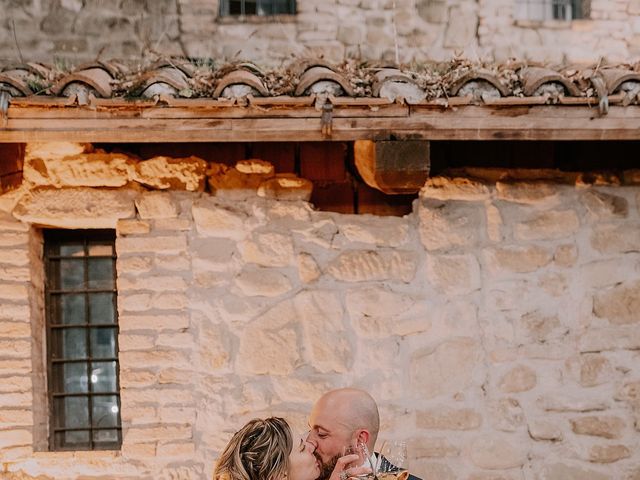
219,0,296,16
516,0,590,21
45,229,121,451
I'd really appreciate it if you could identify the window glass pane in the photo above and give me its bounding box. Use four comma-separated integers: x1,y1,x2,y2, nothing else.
63,328,87,359
90,293,115,324
88,258,113,290
93,429,120,445
60,259,85,290
91,361,118,393
90,328,117,359
60,244,84,257
57,294,86,325
229,0,242,14
88,243,113,256
54,430,90,449
52,363,88,394
92,395,120,428
54,396,90,429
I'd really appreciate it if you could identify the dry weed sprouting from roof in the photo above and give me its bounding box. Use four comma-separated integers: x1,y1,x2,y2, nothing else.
2,56,638,100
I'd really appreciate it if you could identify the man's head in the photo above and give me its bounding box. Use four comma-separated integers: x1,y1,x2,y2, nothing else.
307,388,380,480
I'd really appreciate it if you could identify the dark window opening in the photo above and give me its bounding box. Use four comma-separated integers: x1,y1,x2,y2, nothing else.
45,229,121,451
517,0,590,21
220,0,296,16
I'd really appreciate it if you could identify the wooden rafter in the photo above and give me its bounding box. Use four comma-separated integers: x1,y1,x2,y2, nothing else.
1,101,639,142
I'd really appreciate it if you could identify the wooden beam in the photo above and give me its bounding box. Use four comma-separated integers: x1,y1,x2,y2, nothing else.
0,104,638,142
354,140,430,194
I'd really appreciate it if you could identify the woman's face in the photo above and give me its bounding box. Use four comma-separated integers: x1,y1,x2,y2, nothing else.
288,438,321,480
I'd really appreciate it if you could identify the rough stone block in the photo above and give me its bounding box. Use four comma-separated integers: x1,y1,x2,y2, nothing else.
118,275,188,293
528,419,563,441
119,350,191,369
538,394,609,412
134,156,207,191
593,280,640,325
484,245,552,274
0,321,31,338
123,425,193,443
419,201,483,251
258,176,313,202
234,269,292,297
0,428,32,449
582,190,628,218
346,286,415,338
588,444,630,463
336,215,409,247
117,235,187,254
117,219,151,235
426,253,481,295
499,365,537,393
0,290,29,312
0,339,30,358
539,463,609,480
519,311,563,343
579,326,640,352
0,249,31,267
13,187,137,229
24,151,135,188
297,290,351,374
591,224,640,254
410,338,479,399
239,232,295,267
0,233,28,247
420,176,490,201
135,192,179,219
297,252,321,284
208,161,274,199
551,243,577,268
570,416,625,439
192,198,248,240
327,249,417,282
564,354,612,387
486,204,504,242
496,181,558,204
469,434,526,469
514,209,580,241
0,266,31,282
416,407,482,430
412,437,460,458
489,397,524,432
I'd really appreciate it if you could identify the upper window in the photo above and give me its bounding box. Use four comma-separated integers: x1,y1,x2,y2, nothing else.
515,0,590,21
219,0,296,16
44,230,121,451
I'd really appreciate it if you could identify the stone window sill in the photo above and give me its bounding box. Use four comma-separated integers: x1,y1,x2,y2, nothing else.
217,14,297,24
514,18,591,29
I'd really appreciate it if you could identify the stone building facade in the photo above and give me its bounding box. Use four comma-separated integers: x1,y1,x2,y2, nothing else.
0,142,639,479
0,0,639,66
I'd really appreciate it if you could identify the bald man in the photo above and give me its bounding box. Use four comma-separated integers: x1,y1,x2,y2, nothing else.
307,388,421,480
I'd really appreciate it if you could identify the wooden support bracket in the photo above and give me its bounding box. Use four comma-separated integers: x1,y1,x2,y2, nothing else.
354,139,430,194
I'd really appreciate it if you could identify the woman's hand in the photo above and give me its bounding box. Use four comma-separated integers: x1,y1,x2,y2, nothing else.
328,453,372,480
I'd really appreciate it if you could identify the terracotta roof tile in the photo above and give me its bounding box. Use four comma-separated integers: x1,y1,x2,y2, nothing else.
0,58,639,110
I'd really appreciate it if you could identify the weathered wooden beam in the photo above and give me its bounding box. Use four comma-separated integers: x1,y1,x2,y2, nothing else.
354,140,430,194
0,105,639,142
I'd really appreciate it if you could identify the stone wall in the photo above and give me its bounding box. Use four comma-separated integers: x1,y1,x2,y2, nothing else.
0,0,639,66
0,143,640,479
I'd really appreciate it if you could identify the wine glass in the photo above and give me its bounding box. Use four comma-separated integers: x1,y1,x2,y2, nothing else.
377,440,408,480
342,442,375,479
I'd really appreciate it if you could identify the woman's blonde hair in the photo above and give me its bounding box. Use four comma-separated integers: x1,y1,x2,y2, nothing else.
214,417,293,480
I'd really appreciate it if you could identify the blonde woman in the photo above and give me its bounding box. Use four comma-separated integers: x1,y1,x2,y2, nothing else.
214,417,370,480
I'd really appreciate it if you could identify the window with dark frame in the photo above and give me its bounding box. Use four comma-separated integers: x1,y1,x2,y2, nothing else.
45,229,121,451
515,0,590,21
219,0,296,16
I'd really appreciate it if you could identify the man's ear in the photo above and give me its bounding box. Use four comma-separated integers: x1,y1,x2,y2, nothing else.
356,429,370,446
